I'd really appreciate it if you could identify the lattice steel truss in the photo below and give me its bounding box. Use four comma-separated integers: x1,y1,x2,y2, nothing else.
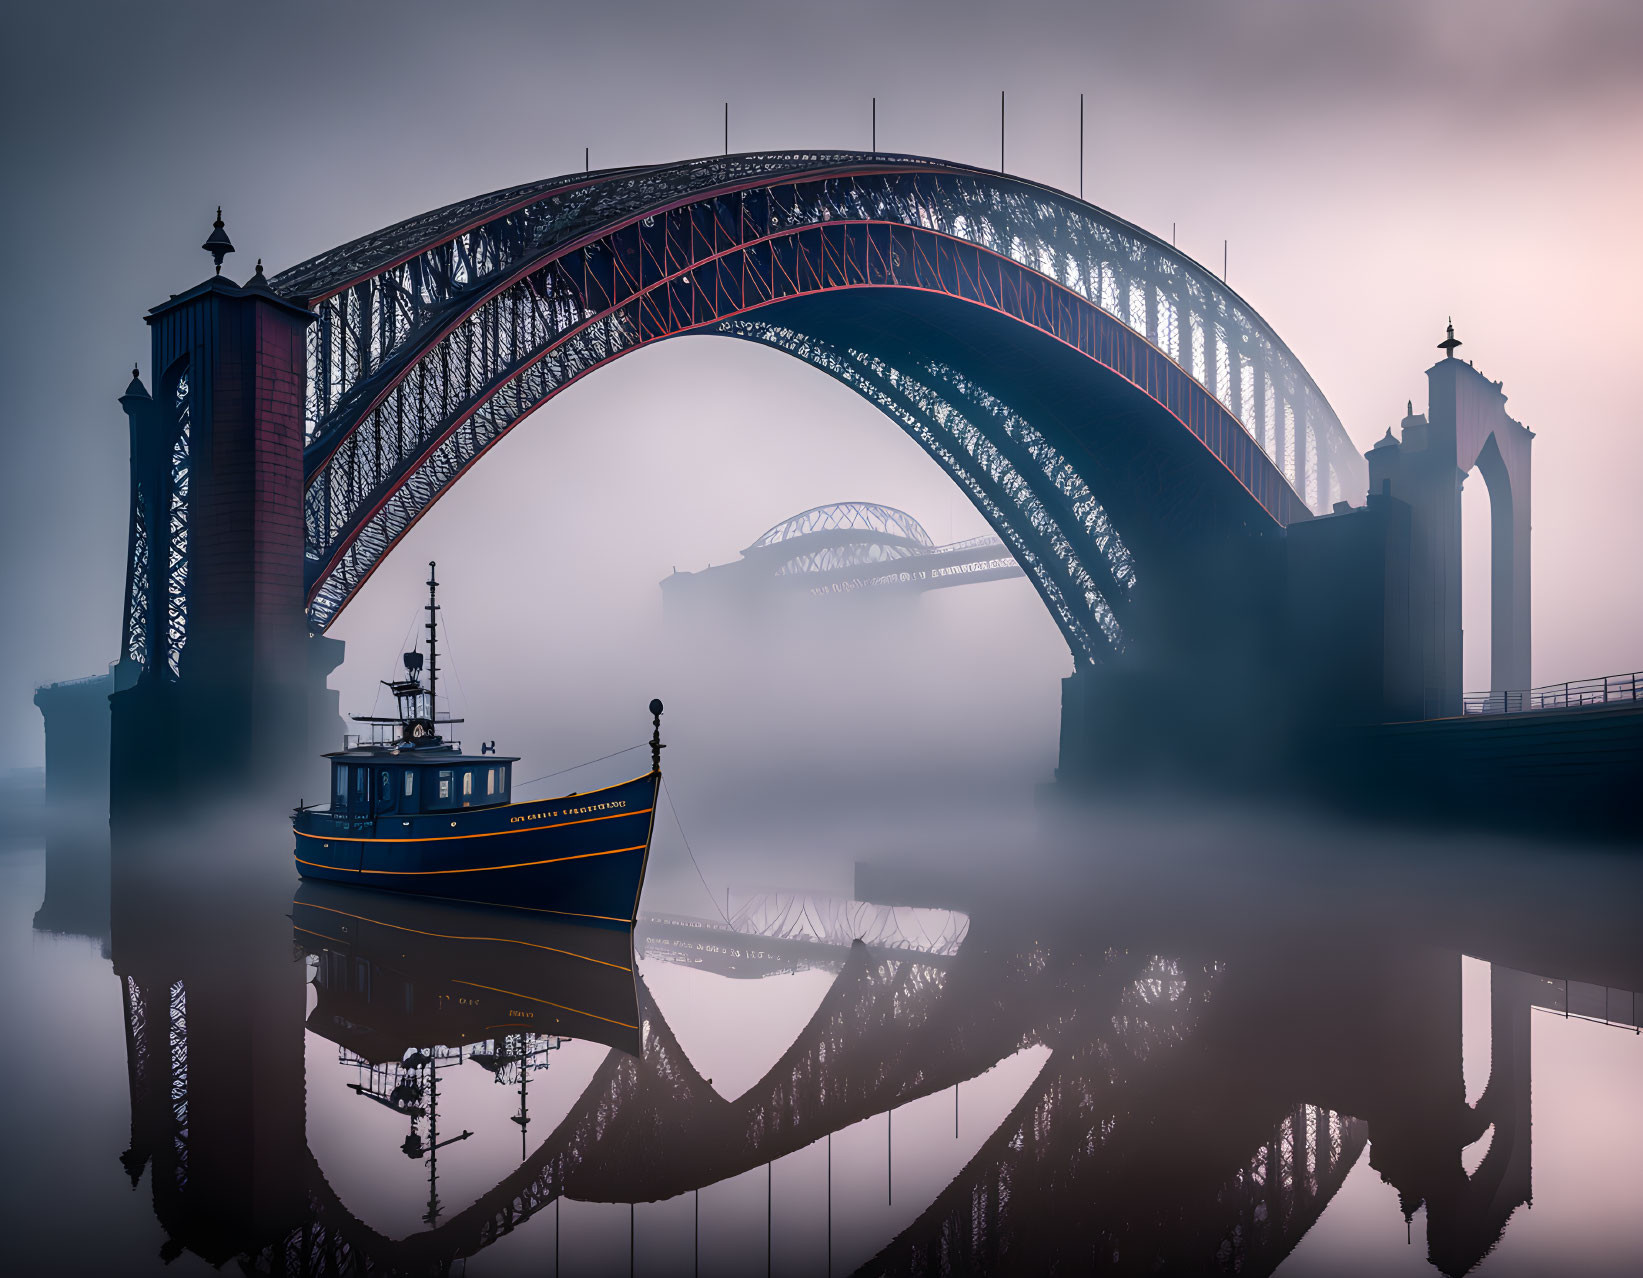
119,975,155,1184
276,153,1363,649
722,320,1132,657
163,376,191,677
166,979,189,1190
1213,1105,1366,1273
119,364,192,678
121,479,152,666
722,889,971,957
776,540,932,575
773,538,1018,591
748,500,936,551
718,499,1022,597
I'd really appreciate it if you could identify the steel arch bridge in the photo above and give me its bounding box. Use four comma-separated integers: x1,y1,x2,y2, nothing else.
268,151,1365,668
664,500,1023,601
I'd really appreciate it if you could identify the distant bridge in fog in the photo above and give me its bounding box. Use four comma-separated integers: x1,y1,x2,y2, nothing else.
660,500,1024,607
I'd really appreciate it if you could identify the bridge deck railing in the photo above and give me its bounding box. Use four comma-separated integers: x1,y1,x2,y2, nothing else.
1461,671,1641,716
1526,974,1641,1032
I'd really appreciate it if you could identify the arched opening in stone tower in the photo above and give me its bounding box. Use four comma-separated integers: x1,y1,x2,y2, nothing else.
1461,468,1494,696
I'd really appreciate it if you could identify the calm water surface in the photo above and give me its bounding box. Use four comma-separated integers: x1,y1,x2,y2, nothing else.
2,794,1639,1276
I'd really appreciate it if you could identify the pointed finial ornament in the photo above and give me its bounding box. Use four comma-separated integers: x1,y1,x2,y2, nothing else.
202,206,235,275
1437,317,1462,359
122,363,150,402
649,698,666,773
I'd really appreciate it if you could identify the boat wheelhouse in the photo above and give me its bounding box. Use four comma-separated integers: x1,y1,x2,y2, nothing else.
325,744,519,825
293,562,665,923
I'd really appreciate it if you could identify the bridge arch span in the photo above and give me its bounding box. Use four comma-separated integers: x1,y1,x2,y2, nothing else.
749,500,936,552
274,152,1363,665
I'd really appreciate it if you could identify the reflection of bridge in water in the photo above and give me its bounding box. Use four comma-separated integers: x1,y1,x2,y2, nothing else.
98,829,1640,1278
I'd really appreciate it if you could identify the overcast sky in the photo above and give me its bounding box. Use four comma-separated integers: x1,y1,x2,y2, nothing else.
2,0,1639,770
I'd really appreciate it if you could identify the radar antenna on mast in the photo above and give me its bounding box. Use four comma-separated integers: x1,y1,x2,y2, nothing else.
348,561,464,742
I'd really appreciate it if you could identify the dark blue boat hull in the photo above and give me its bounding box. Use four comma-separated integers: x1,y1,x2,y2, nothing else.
293,771,660,923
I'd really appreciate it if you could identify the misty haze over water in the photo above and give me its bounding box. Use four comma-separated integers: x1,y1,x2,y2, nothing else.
2,2,1641,1274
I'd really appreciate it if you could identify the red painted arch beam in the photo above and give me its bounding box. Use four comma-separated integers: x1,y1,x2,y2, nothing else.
307,219,1304,625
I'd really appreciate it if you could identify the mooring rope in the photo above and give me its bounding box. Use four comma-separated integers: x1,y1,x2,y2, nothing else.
510,743,646,792
662,777,732,927
513,750,732,928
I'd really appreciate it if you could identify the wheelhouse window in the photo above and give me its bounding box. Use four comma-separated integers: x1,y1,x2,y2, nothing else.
462,771,473,797
403,771,414,797
485,768,495,796
334,766,346,799
438,770,452,799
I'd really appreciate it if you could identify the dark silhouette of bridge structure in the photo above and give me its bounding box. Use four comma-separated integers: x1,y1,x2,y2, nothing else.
29,147,1640,833
98,152,1366,797
661,501,1024,607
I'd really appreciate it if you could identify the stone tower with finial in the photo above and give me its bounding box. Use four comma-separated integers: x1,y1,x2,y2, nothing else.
1365,319,1533,717
110,208,324,814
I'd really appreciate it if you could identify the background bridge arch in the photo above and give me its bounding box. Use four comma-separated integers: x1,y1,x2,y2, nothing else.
275,151,1363,664
748,500,936,552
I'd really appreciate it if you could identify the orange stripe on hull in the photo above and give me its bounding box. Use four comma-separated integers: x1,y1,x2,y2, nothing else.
450,979,639,1030
292,899,633,970
293,841,646,877
295,806,653,844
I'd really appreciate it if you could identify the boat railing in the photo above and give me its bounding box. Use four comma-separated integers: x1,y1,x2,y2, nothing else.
351,723,406,748
1461,670,1642,716
341,728,464,752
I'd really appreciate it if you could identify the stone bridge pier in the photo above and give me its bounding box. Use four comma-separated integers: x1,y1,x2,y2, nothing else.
102,236,339,816
1060,323,1545,811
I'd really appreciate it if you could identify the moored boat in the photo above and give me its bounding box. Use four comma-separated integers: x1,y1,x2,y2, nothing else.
292,563,665,924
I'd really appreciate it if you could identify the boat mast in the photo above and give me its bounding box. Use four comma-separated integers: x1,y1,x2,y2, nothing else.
512,1033,530,1161
425,561,439,723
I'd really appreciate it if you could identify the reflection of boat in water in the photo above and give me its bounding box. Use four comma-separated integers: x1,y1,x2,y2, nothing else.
292,879,642,1059
292,563,665,921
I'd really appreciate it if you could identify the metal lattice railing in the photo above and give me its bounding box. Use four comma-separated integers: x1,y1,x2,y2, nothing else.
1462,671,1641,715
